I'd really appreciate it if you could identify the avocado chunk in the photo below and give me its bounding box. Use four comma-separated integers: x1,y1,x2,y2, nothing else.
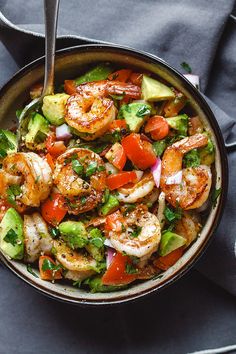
100,194,119,216
42,93,69,126
0,208,24,259
83,276,127,293
166,114,189,136
75,63,113,85
58,221,88,249
141,75,175,102
0,129,17,160
159,231,186,257
118,102,152,132
25,113,49,149
199,137,215,166
86,228,105,262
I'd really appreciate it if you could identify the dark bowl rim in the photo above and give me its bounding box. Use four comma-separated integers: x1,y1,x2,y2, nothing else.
0,43,228,306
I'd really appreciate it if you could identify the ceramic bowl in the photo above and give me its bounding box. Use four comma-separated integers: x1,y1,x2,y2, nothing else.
0,44,228,305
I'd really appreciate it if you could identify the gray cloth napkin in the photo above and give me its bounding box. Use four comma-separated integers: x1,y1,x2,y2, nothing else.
1,1,236,354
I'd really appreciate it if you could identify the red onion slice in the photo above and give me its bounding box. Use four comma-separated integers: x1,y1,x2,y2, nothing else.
151,157,162,188
166,170,182,185
56,124,72,140
106,246,116,268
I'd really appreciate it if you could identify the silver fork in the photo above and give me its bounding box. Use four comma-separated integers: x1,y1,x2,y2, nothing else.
17,0,60,146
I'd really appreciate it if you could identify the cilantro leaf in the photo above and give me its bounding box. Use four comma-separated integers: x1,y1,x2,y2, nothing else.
72,159,84,175
136,105,151,117
183,149,200,168
3,229,19,246
42,258,62,272
164,206,182,223
129,226,142,238
27,264,39,278
125,263,138,274
6,185,21,206
181,62,192,74
211,187,222,208
86,161,98,177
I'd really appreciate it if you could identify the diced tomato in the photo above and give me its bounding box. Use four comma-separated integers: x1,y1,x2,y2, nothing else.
105,142,127,170
41,193,68,226
121,133,157,170
45,153,55,170
39,255,62,281
102,252,137,285
154,247,184,271
108,120,127,132
64,80,77,95
105,210,124,232
145,116,169,140
120,95,132,106
129,72,143,86
108,69,132,82
106,171,137,190
46,135,66,158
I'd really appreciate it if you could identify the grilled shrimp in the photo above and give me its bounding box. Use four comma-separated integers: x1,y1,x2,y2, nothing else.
65,94,117,141
109,206,161,258
175,211,202,246
24,212,53,263
53,240,96,280
76,80,141,99
160,134,212,210
116,173,155,203
53,148,106,214
0,152,52,207
65,80,141,141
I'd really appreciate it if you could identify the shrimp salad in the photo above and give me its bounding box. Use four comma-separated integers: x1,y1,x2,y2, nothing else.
0,64,217,293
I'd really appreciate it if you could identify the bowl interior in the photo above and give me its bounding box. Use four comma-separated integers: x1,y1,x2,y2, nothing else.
0,45,227,305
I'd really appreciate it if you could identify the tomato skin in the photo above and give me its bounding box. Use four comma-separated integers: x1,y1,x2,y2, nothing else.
129,72,143,86
106,171,137,190
105,211,124,232
145,116,169,140
108,120,127,132
46,135,66,158
64,80,77,94
108,69,132,82
0,199,11,222
39,255,62,280
41,193,67,226
45,153,55,170
105,143,127,170
154,247,184,271
102,252,137,285
121,133,157,170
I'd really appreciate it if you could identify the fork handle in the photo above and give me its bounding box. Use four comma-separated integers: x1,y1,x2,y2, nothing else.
43,0,60,96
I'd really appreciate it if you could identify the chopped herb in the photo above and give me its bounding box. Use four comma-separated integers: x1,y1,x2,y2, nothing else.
0,130,15,158
102,189,110,204
164,206,182,223
42,258,62,272
86,161,98,177
73,279,83,288
121,223,126,232
35,175,40,184
183,149,200,168
27,264,39,278
125,263,138,274
80,196,87,205
136,105,151,117
129,226,142,238
72,159,84,175
109,93,125,100
50,227,60,239
181,61,192,74
3,228,18,246
212,187,222,208
97,165,106,172
7,185,21,206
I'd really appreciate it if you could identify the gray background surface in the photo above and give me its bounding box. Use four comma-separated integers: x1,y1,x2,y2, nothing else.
0,1,236,353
